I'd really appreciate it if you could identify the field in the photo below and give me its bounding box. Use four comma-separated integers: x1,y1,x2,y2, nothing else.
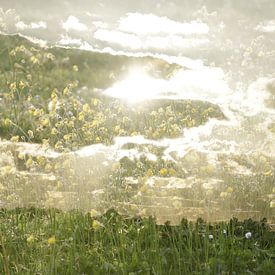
0,34,274,274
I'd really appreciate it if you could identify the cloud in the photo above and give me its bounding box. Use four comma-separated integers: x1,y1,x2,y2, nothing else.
62,16,88,32
255,20,275,33
15,21,47,30
118,13,209,35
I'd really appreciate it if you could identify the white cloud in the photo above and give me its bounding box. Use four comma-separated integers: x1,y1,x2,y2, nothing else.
15,21,47,30
62,16,87,32
94,29,209,51
118,13,209,35
255,20,275,33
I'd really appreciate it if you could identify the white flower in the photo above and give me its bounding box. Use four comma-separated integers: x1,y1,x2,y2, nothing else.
223,229,227,235
208,234,214,240
245,232,252,239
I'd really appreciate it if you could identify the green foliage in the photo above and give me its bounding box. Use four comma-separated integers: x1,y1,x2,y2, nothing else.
0,208,274,274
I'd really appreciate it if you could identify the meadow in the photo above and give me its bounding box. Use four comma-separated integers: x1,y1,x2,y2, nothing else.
0,34,274,274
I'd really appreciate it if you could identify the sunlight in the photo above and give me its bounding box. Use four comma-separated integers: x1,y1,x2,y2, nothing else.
103,68,166,102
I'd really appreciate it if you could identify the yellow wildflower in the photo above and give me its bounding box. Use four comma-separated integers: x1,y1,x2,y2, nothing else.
40,117,50,127
78,112,85,121
27,130,34,139
47,236,56,245
26,157,33,169
51,128,58,135
83,103,91,113
37,156,46,166
27,235,35,243
159,168,168,177
18,152,25,160
168,168,176,176
11,136,19,142
146,169,153,177
90,209,100,218
270,201,275,208
226,187,234,193
92,220,103,230
3,118,12,126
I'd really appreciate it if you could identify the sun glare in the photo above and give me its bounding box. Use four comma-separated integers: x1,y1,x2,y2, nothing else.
103,69,165,103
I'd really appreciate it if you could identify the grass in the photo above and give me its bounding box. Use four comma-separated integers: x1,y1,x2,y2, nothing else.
0,208,274,274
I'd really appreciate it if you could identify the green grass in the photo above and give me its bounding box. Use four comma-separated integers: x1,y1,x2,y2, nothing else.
0,208,274,275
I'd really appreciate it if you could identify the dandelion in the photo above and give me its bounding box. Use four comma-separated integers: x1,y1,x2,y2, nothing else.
92,220,103,230
47,236,56,245
245,232,252,239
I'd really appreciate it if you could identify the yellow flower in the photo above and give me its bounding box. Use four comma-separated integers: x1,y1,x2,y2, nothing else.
146,169,153,177
168,168,176,176
63,87,70,95
40,117,50,127
11,136,19,142
47,236,56,245
18,152,25,160
51,128,58,135
92,220,103,230
37,156,46,166
26,157,33,169
83,103,91,113
226,187,234,193
270,201,275,208
95,137,101,143
73,65,79,72
90,209,100,218
27,130,34,139
91,98,99,107
159,168,168,177
27,235,35,243
30,56,39,64
78,112,85,121
3,118,12,126
9,82,17,92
